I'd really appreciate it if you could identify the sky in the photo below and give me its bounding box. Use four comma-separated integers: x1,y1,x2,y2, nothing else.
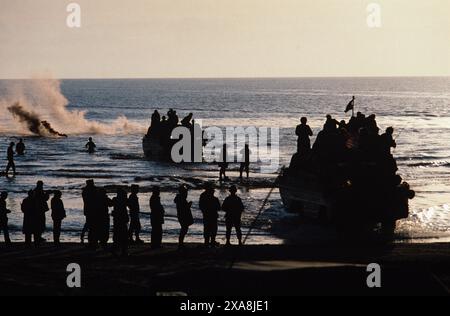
0,0,449,79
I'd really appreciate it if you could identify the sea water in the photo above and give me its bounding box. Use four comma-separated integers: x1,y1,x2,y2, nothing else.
0,77,449,244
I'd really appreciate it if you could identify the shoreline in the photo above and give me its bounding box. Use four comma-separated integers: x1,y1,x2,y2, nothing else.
0,242,449,296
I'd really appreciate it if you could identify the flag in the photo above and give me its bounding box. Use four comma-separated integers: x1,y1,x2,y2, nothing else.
345,96,355,113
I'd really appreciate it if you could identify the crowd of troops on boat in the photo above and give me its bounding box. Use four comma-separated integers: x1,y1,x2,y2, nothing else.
0,180,245,257
145,109,251,181
145,109,201,157
291,106,408,195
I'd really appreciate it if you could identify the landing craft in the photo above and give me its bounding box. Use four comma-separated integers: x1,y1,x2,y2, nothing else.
278,168,414,236
143,119,205,162
278,115,415,237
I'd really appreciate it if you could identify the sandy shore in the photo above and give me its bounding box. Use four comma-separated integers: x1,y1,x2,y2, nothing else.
0,242,449,296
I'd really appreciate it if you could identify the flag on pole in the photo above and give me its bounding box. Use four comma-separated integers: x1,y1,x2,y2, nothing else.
345,96,355,113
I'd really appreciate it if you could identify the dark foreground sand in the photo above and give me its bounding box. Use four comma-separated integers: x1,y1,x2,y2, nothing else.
0,242,449,296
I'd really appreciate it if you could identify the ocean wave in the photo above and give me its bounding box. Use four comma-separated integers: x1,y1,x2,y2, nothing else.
127,176,277,192
396,155,450,161
407,161,450,168
109,153,144,160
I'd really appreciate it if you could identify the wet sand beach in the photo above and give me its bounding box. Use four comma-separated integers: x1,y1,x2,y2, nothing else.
0,242,448,296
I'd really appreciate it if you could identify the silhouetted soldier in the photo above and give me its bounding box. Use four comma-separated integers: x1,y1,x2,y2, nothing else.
150,186,165,249
0,192,12,244
112,188,129,257
174,185,193,249
81,179,96,245
51,190,66,246
149,110,161,136
128,185,143,244
85,137,96,154
167,109,174,119
366,114,380,135
153,110,161,122
219,144,229,181
349,112,365,133
181,113,194,128
161,116,167,126
173,111,179,126
295,117,313,155
356,112,366,128
222,185,244,246
16,139,25,156
239,144,251,180
380,127,397,156
358,127,371,154
323,115,339,133
168,109,179,128
152,110,161,126
159,116,169,145
21,190,35,246
199,183,221,247
5,142,16,177
96,188,112,249
32,181,50,246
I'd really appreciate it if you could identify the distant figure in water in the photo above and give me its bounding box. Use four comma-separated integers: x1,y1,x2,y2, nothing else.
21,190,35,246
239,144,251,181
128,185,143,244
199,183,221,247
296,117,313,155
112,188,130,257
174,185,193,249
85,137,96,154
5,142,16,177
219,144,229,181
0,192,12,244
222,185,244,246
51,190,66,246
150,186,165,249
16,139,25,156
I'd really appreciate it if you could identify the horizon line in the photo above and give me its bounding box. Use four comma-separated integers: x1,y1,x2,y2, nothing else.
0,75,449,81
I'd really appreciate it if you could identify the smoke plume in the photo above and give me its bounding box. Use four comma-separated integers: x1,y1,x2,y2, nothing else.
7,103,67,137
0,78,146,136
